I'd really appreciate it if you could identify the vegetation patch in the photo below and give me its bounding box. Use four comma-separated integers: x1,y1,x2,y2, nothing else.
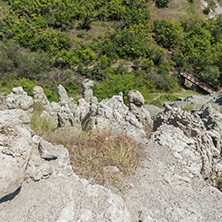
31,105,143,187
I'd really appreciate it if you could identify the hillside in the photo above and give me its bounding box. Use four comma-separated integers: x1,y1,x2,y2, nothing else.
0,0,222,105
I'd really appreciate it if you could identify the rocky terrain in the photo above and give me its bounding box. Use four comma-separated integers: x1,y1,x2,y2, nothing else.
1,81,222,221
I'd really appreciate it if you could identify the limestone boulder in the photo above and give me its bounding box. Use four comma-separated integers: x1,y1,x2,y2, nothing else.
33,86,50,109
128,90,152,127
82,94,146,139
5,87,33,110
0,109,32,200
0,109,130,222
154,104,221,179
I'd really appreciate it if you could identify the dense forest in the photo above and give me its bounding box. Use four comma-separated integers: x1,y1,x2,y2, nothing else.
0,0,222,103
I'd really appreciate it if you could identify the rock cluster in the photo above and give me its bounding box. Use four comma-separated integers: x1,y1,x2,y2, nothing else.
0,109,130,222
2,79,151,138
6,87,33,111
154,103,221,180
82,93,147,139
1,81,222,221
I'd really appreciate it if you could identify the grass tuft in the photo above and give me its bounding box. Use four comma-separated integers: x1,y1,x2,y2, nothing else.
31,102,57,136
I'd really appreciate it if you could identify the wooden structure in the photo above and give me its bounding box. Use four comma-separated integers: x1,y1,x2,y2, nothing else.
179,72,215,94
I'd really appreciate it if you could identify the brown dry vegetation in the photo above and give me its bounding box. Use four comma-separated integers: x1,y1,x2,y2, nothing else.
149,0,207,22
31,103,144,187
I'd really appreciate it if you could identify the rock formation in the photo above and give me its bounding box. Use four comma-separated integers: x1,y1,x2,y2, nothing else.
154,103,221,180
82,78,98,105
1,82,222,221
33,86,50,109
5,86,33,111
123,124,222,222
0,109,130,222
82,93,146,139
128,89,152,126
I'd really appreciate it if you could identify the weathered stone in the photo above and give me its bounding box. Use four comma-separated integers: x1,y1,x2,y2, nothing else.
6,87,33,110
128,89,144,107
154,104,221,179
57,104,75,128
0,110,130,222
128,90,152,127
82,94,146,139
39,139,58,160
33,86,50,108
73,98,90,123
58,84,69,102
0,109,32,200
124,124,222,222
0,95,7,110
82,79,94,103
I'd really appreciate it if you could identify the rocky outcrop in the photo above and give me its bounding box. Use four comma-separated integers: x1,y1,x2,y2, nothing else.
1,87,222,221
82,79,93,103
0,109,130,222
0,95,6,110
57,104,75,127
33,86,50,109
124,124,222,222
154,104,221,180
0,109,31,200
197,103,222,151
5,87,33,111
128,89,152,126
82,93,146,139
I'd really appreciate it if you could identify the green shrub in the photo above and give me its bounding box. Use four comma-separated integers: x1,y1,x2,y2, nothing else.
155,0,171,8
203,6,211,15
19,78,36,96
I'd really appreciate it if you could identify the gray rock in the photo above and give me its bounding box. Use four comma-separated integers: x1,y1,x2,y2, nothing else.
73,98,90,123
128,90,152,127
6,87,33,111
154,104,221,179
124,124,222,222
33,86,50,108
197,103,222,151
128,89,144,107
58,84,69,102
144,104,163,120
0,95,7,110
0,110,130,222
57,84,76,113
57,104,75,128
82,79,94,104
0,109,32,200
39,139,58,160
82,94,146,139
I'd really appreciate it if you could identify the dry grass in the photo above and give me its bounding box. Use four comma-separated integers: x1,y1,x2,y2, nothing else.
46,128,142,185
31,103,57,136
149,0,207,22
182,104,201,111
31,104,143,186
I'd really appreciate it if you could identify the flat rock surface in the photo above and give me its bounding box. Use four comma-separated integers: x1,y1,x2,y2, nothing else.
123,125,222,222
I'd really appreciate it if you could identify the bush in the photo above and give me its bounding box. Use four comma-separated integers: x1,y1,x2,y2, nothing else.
155,0,171,8
203,6,211,15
